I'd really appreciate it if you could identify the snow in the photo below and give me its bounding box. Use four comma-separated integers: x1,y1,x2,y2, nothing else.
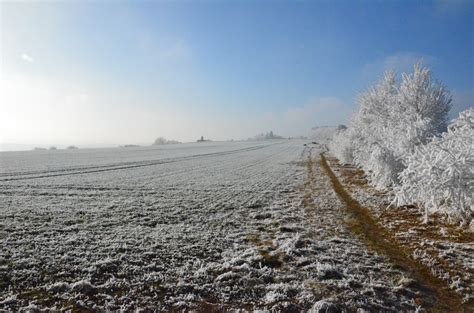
0,141,447,310
395,108,474,224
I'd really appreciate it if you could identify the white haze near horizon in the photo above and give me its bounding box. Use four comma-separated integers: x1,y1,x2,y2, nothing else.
2,3,470,152
0,72,352,151
0,3,352,151
1,68,470,151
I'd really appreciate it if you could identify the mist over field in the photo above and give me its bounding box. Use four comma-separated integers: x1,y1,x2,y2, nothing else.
0,0,473,311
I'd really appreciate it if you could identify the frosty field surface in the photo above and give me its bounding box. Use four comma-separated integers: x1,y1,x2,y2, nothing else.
0,141,435,311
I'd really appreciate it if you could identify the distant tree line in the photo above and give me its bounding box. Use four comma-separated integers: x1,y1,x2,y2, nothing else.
153,137,181,145
249,131,284,141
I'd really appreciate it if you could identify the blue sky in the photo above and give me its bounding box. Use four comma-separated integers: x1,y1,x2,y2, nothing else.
1,0,473,146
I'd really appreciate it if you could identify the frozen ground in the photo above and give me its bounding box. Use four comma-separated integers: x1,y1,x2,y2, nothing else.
325,156,474,307
0,141,444,311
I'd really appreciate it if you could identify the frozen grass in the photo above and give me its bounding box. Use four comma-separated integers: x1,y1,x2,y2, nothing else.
326,155,474,306
0,141,449,310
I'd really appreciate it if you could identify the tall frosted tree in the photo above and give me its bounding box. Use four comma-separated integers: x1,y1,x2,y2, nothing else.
391,64,452,154
334,63,452,189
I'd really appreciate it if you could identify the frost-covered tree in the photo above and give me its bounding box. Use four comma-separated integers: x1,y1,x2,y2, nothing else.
250,131,284,141
350,71,402,188
398,65,451,137
386,64,451,157
332,63,452,189
394,108,473,224
153,137,180,145
310,125,343,145
329,126,356,164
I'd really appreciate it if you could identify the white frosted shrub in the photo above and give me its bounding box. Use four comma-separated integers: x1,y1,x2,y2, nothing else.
328,126,355,164
350,72,400,188
384,65,451,158
309,126,340,145
394,108,474,224
331,63,452,189
397,65,451,138
361,145,404,189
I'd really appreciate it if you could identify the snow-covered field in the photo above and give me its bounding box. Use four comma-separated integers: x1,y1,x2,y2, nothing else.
0,141,445,311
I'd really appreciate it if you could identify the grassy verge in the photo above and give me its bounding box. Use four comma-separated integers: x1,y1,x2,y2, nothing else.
319,153,466,312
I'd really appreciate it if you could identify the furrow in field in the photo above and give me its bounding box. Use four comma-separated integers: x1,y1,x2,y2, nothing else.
0,143,278,181
0,142,453,311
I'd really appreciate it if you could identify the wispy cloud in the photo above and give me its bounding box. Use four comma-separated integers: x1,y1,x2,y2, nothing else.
21,53,34,63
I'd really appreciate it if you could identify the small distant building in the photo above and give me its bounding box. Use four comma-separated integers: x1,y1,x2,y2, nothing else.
197,136,209,142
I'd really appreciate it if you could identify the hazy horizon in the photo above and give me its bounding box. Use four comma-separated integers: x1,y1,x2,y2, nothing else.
0,136,290,152
1,1,472,148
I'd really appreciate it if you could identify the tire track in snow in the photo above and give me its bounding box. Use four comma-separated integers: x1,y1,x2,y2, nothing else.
0,144,278,181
